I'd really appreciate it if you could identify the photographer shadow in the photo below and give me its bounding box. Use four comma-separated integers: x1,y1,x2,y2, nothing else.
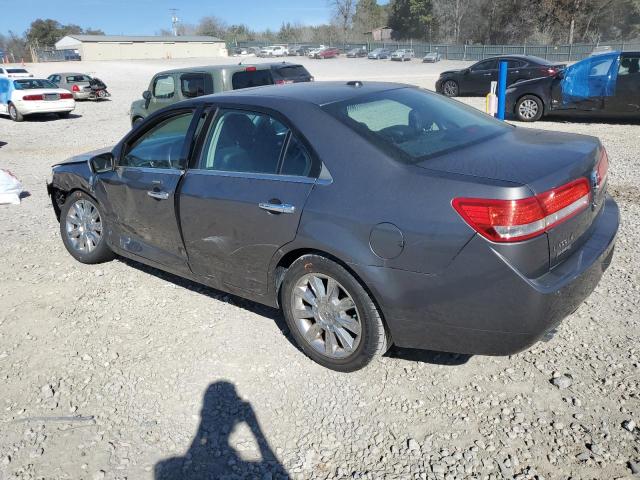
155,381,289,480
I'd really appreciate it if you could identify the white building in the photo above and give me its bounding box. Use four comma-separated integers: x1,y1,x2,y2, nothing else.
55,35,227,61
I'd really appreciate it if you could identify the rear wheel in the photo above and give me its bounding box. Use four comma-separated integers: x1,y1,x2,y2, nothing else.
281,254,390,372
442,80,459,97
515,95,543,122
8,103,23,122
59,191,114,264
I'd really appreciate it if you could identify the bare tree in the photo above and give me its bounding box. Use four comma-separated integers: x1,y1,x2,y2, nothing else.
329,0,355,42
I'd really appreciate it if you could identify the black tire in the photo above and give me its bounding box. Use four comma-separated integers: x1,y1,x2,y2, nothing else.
59,190,114,264
281,254,390,372
441,80,459,97
8,103,23,122
515,95,544,122
132,116,144,128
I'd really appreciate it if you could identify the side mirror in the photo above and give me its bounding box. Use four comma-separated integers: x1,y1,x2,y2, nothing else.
89,152,114,173
142,90,152,100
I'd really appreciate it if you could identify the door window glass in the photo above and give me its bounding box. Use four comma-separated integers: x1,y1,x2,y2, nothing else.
181,73,206,98
199,110,288,174
471,59,497,71
122,112,194,169
231,70,274,89
507,59,525,69
153,75,175,99
281,136,313,177
619,56,640,76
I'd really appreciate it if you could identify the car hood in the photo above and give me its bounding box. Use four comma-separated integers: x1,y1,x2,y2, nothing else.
54,146,113,167
412,127,599,192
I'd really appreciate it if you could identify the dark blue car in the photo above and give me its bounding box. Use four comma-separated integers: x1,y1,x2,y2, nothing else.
47,82,619,371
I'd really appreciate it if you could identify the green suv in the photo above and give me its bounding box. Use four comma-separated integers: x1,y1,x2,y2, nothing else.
130,62,313,127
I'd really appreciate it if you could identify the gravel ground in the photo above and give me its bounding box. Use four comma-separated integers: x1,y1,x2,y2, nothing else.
0,56,639,480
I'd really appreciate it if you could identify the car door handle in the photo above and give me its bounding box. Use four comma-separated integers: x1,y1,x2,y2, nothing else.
259,202,295,214
484,73,492,76
147,190,169,200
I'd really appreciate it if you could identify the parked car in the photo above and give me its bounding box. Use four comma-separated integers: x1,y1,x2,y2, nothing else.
48,81,618,372
289,45,314,56
436,55,565,97
391,49,414,61
47,72,110,100
346,47,367,58
231,47,249,56
0,77,74,121
0,67,33,79
130,63,313,126
311,47,340,59
259,46,288,57
506,51,640,122
368,48,391,59
423,52,442,63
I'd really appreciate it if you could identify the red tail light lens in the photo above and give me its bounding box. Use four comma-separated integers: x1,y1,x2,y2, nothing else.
22,94,44,101
245,66,257,72
71,84,80,92
595,147,609,186
59,93,73,99
453,178,591,243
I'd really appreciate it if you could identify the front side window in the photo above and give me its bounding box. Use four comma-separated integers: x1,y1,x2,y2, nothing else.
198,110,288,174
121,112,194,169
153,75,175,99
323,87,511,163
471,59,497,71
619,56,640,76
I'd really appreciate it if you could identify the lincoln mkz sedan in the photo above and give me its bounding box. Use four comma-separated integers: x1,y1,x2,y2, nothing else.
47,82,619,371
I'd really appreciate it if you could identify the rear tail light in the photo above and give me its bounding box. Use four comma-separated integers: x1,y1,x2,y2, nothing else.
60,93,73,99
71,84,80,92
22,94,44,101
542,67,558,75
595,147,609,186
453,178,591,243
245,66,257,72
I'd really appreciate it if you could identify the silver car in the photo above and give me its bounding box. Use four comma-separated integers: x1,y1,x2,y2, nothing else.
47,72,92,100
391,49,414,61
423,52,442,63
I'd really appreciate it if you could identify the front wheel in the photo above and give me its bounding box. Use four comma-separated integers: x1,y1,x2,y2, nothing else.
441,80,459,97
281,254,390,372
515,95,543,122
59,191,114,264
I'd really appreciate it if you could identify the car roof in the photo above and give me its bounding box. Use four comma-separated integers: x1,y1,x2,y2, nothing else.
193,81,408,107
155,62,301,76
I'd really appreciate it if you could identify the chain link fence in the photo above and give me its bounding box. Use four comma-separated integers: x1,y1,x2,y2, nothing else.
231,41,640,62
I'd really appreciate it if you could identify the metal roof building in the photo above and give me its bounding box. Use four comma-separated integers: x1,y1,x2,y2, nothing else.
55,35,227,61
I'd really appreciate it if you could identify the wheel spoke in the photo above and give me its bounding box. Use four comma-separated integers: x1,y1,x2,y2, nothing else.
326,278,338,301
336,297,355,313
308,276,326,299
294,305,314,319
325,330,337,355
334,327,355,352
295,286,317,307
304,323,322,342
337,315,361,335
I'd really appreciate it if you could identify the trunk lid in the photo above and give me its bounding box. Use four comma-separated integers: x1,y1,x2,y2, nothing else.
417,127,605,270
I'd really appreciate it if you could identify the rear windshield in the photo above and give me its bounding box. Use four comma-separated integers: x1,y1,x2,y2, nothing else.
323,87,511,163
66,75,91,82
272,65,310,79
231,69,274,89
14,79,56,89
7,68,28,73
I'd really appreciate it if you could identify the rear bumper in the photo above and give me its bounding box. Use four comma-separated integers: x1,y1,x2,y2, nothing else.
359,196,619,355
16,100,75,115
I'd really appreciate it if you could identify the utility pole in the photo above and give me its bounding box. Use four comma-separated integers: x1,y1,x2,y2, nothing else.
170,9,180,37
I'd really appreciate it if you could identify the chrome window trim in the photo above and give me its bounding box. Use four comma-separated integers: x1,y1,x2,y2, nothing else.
187,168,318,184
115,166,184,175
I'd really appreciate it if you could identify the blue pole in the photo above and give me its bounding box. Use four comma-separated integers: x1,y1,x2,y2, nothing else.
497,60,507,120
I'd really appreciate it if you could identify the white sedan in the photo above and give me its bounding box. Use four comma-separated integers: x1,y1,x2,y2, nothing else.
0,67,33,78
0,78,75,122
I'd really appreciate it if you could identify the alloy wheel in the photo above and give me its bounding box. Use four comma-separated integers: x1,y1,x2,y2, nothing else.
65,199,103,253
518,99,539,120
291,273,362,359
443,80,458,96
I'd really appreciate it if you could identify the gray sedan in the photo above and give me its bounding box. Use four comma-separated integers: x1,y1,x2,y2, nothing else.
46,82,618,372
47,72,92,100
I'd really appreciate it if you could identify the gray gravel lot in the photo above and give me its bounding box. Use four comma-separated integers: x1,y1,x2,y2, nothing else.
0,56,639,480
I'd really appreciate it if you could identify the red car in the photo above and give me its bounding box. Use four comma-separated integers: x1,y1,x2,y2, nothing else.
312,47,340,59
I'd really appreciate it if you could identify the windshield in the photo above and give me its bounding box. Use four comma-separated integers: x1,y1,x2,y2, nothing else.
274,65,309,79
14,79,57,89
323,87,511,163
7,68,28,73
66,75,91,82
371,49,382,53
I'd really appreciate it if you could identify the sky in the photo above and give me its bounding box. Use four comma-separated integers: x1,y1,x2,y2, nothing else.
0,0,388,36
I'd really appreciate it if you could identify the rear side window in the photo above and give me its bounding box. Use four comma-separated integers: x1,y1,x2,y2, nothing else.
471,59,497,71
181,73,206,98
153,75,175,99
507,60,526,69
323,87,511,163
273,65,310,79
281,136,312,176
231,69,274,89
